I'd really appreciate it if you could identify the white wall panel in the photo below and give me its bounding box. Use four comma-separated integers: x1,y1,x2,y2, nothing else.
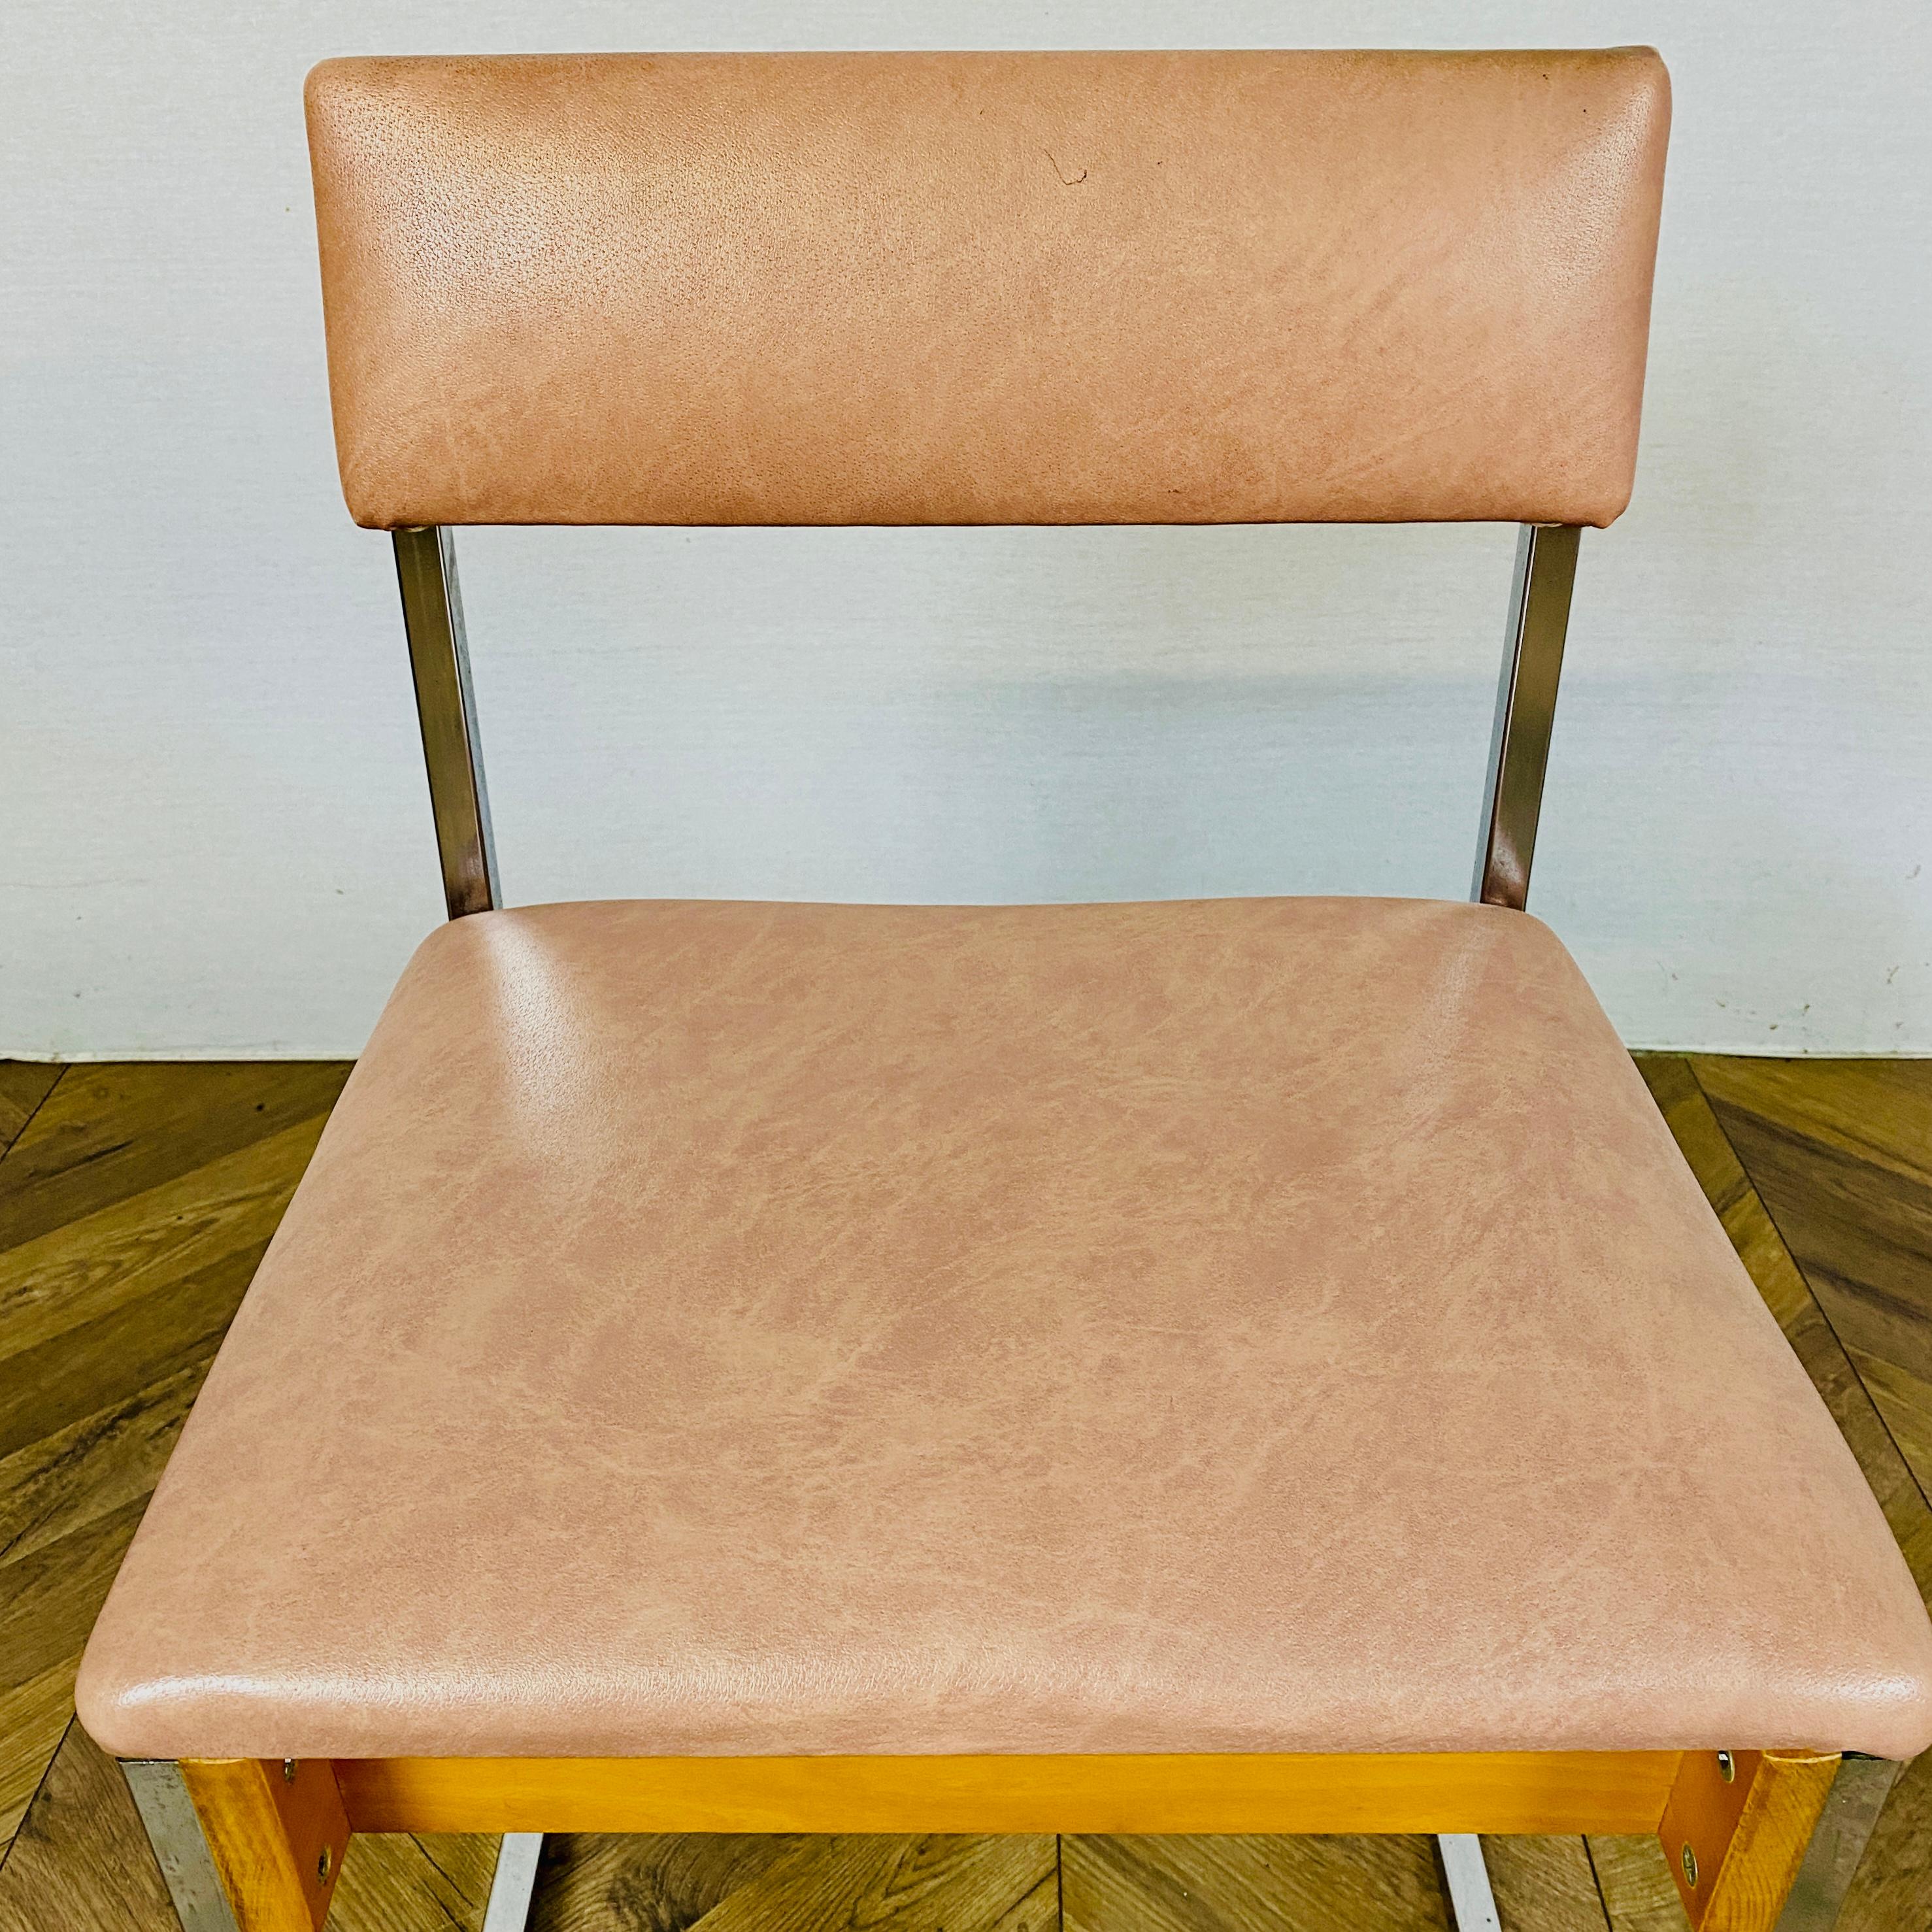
4,2,1927,1056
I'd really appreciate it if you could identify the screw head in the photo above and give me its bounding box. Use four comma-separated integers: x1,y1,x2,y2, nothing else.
1717,1750,1735,1782
1681,1842,1699,1888
282,1759,298,1784
318,1846,333,1885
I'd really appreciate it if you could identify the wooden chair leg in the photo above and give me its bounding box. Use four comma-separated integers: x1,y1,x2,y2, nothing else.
122,1757,349,1932
1661,1748,1901,1931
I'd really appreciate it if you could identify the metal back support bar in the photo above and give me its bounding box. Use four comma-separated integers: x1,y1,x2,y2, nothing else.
1473,522,1582,910
393,525,499,919
397,521,1579,926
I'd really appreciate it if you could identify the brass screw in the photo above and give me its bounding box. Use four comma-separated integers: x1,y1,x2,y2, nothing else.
318,1846,333,1885
1717,1750,1735,1782
1681,1843,1699,1888
282,1759,298,1784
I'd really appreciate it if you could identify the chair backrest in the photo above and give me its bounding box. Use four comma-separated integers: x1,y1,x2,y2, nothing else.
306,50,1669,531
302,49,1670,922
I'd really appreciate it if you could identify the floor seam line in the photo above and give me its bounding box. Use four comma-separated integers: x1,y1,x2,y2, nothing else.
0,1714,76,1890
1688,1056,1932,1523
0,1066,67,1167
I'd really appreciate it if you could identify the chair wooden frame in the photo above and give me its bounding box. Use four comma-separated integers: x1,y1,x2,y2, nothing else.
122,1743,1898,1932
116,523,1907,1932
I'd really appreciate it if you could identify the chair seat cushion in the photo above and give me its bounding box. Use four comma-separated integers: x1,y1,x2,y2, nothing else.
77,897,1932,1761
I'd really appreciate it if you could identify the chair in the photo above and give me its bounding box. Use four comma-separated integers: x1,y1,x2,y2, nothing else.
77,48,1932,1932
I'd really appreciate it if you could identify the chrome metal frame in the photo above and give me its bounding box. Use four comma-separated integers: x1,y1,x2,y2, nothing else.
1437,1832,1502,1932
393,525,499,919
122,1760,240,1932
393,517,1580,926
1774,1754,1904,1931
484,1832,544,1931
1473,522,1582,910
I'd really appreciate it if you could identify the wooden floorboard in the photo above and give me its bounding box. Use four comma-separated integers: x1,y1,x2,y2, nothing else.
1063,1832,1454,1932
531,1834,810,1932
0,1061,350,1255
1667,1057,1932,1932
1,1054,1929,1927
1690,1056,1932,1501
331,1822,501,1932
0,1719,176,1932
1636,1059,1932,1588
0,1062,348,1860
1482,1837,1612,1932
532,1834,1056,1932
1584,1833,1691,1932
0,1067,60,1165
640,1837,1056,1932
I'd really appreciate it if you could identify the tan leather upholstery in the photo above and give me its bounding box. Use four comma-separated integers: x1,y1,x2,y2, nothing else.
77,899,1932,1762
305,50,1670,530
